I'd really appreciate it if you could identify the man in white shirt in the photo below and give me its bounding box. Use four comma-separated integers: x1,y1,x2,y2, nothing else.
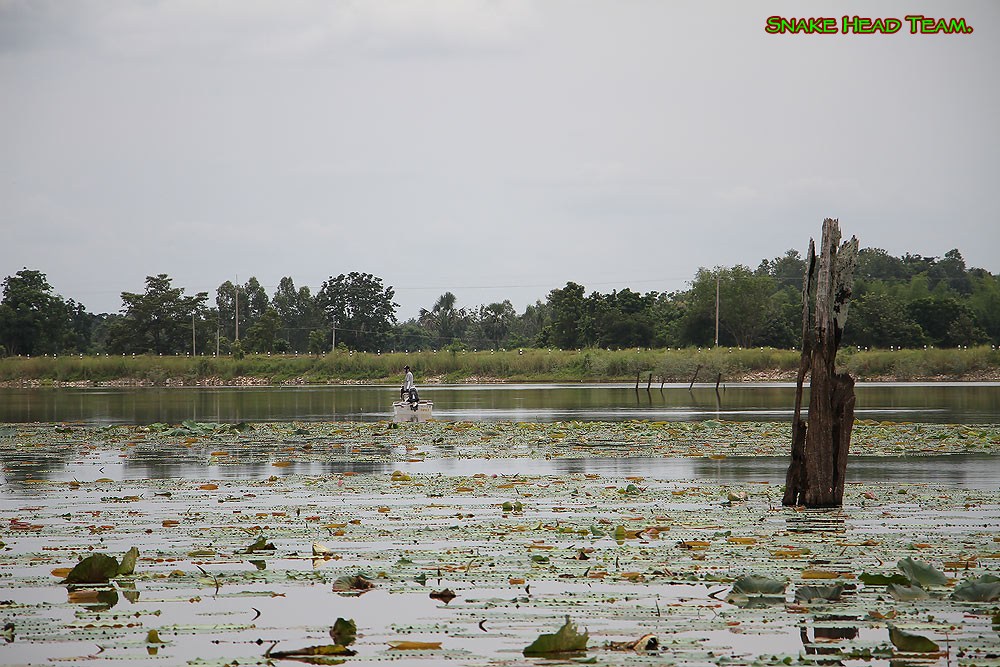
401,365,418,406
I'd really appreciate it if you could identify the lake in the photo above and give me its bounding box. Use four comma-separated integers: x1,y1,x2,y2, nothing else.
1,382,998,424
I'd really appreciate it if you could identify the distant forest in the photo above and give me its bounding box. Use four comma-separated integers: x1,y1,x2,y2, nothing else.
1,247,998,357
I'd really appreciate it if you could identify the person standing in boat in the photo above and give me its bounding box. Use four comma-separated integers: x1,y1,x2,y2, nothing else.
401,365,419,406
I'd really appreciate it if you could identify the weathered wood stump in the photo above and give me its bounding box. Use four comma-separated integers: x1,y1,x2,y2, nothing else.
783,219,859,507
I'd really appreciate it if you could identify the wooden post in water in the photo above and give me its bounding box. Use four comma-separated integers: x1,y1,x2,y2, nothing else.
783,218,859,508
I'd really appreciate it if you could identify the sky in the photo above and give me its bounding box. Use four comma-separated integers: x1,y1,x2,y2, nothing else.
1,1,997,319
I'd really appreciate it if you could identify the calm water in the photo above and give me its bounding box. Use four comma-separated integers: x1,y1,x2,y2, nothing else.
0,382,998,424
11,450,996,490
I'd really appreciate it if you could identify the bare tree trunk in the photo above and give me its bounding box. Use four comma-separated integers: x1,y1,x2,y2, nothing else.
783,219,859,507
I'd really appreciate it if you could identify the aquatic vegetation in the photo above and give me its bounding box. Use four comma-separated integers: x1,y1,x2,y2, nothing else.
0,420,997,665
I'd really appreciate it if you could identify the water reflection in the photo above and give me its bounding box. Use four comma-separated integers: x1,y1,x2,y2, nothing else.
1,383,998,425
7,450,998,490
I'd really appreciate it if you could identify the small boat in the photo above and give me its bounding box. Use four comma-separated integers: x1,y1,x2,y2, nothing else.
392,399,434,422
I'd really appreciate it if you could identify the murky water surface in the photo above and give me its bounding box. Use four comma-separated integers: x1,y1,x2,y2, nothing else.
2,382,999,424
0,407,998,665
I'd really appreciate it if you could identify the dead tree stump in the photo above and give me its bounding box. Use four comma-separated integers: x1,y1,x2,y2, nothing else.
783,219,859,507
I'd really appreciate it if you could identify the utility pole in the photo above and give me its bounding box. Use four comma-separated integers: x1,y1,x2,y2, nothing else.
192,312,196,356
714,272,720,347
234,275,240,342
216,318,220,356
331,317,336,353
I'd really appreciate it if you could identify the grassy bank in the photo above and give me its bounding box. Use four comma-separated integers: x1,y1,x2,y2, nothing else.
1,345,998,385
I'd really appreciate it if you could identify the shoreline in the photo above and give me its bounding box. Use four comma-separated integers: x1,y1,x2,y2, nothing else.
2,346,998,387
4,369,1000,388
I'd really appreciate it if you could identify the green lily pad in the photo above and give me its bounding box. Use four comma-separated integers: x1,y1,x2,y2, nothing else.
117,547,139,576
330,618,356,646
794,583,843,603
887,583,930,601
332,574,375,594
951,576,1000,602
239,536,276,553
860,572,909,586
730,575,787,596
63,553,120,584
523,616,588,656
897,557,947,587
889,625,939,653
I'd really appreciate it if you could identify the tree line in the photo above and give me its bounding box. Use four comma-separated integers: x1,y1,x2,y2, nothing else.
1,247,998,358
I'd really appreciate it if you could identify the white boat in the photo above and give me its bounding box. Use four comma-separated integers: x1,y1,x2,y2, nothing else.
392,399,434,422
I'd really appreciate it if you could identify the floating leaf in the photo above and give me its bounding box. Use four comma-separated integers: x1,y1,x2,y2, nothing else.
63,553,120,584
801,569,841,580
118,547,139,576
388,641,441,650
332,574,374,594
795,583,844,603
330,618,356,646
860,572,909,587
240,536,276,553
523,616,588,656
312,542,333,557
607,633,658,651
889,625,939,653
887,583,930,601
430,588,456,604
951,576,1000,602
730,575,786,595
897,557,947,587
268,643,355,662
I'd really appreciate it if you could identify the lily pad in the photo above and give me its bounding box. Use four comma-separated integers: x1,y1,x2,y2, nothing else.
860,572,909,587
118,547,139,576
794,583,844,603
332,574,375,594
887,583,930,601
239,536,276,553
63,553,120,584
951,576,1000,602
730,574,786,596
889,625,940,653
267,643,355,663
330,618,356,647
897,557,947,587
523,616,589,656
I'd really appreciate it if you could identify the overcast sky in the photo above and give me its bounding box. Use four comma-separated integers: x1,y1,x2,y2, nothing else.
2,1,997,318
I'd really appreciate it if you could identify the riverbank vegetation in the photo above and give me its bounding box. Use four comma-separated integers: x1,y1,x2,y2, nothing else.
2,247,998,361
1,345,997,385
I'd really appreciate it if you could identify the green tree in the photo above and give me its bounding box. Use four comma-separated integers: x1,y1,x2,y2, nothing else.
316,272,397,352
242,277,270,330
244,307,284,353
0,269,75,355
107,274,208,354
545,282,589,349
271,277,321,352
757,249,807,293
856,247,908,282
419,292,468,347
590,289,657,348
844,291,925,348
215,280,239,341
682,267,776,347
968,273,1000,344
907,296,981,347
389,320,431,351
928,249,972,295
308,329,329,355
478,300,516,349
509,300,550,348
